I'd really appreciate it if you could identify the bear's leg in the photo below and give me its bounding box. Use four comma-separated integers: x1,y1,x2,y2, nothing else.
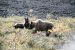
46,31,51,37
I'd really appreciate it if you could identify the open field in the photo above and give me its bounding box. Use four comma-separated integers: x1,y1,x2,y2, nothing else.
0,16,75,50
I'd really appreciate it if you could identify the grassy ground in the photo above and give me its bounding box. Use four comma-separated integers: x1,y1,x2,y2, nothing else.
0,16,75,50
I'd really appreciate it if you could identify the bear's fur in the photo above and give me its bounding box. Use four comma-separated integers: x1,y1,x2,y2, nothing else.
29,19,54,36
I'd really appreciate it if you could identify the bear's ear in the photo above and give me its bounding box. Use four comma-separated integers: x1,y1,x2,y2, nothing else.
24,17,29,20
31,21,33,24
27,17,29,20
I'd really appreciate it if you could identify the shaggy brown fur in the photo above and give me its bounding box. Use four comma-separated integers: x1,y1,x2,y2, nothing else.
30,20,54,31
30,19,54,36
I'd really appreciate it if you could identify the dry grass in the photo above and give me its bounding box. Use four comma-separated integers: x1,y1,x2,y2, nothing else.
0,16,75,50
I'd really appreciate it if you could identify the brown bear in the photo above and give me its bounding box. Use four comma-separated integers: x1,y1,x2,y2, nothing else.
29,19,54,36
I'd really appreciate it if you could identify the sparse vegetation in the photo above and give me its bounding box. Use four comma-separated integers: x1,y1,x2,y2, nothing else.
0,16,75,50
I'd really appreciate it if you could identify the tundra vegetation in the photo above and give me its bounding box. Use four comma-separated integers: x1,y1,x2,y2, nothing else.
0,16,75,50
